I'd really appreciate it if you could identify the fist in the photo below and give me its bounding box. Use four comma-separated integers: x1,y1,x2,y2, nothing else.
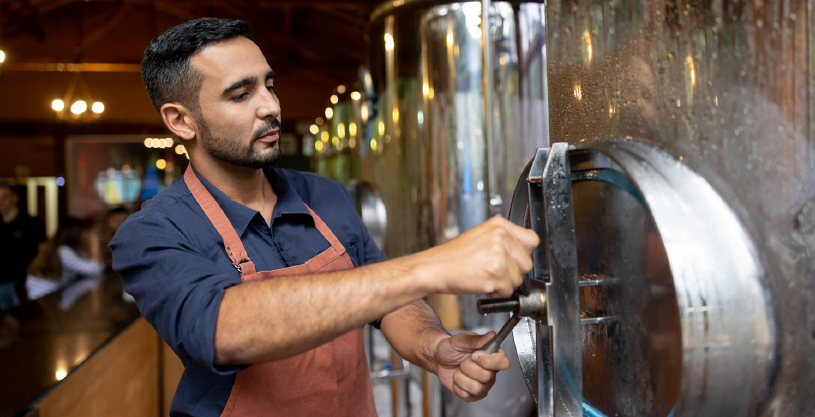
420,216,539,298
433,332,511,402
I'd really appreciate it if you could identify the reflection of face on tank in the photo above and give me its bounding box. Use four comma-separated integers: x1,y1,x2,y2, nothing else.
547,43,659,144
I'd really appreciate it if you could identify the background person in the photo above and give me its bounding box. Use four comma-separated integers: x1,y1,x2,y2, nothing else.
27,218,105,309
0,184,46,310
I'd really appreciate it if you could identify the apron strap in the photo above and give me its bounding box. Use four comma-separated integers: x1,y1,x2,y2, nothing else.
183,165,346,279
184,166,257,276
304,206,343,249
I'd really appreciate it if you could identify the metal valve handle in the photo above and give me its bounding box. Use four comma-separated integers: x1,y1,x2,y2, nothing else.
476,143,583,417
477,289,547,354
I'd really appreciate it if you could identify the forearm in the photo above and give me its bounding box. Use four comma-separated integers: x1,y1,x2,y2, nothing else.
214,216,538,367
379,300,450,374
214,254,435,365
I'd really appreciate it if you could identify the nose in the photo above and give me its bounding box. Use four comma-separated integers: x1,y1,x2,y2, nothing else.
256,87,281,121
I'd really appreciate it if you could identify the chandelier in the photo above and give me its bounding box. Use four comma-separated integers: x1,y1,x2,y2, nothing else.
50,69,105,121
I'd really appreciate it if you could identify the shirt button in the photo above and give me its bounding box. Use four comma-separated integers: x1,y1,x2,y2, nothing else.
266,229,271,236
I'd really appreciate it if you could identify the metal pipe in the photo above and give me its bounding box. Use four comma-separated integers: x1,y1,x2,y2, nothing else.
477,298,519,315
482,0,501,216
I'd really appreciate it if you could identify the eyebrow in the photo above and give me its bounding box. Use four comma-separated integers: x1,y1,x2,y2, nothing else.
221,71,276,97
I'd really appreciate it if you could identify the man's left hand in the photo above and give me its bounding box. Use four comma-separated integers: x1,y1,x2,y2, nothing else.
432,331,511,402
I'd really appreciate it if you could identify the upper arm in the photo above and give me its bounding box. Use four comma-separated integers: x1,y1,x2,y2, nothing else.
111,213,244,375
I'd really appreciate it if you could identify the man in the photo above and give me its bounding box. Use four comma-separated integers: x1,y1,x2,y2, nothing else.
111,18,538,416
0,184,46,309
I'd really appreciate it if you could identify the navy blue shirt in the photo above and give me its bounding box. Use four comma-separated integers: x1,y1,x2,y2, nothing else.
110,166,386,417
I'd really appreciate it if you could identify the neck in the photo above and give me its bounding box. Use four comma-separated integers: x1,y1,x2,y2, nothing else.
191,154,277,224
1,207,19,224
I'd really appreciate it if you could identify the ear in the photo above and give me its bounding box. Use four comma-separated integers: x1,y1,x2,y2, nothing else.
160,103,199,141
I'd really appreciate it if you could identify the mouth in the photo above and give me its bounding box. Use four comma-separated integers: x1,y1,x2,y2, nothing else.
257,128,280,143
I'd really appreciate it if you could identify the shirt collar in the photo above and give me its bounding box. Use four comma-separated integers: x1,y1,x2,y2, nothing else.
189,166,311,237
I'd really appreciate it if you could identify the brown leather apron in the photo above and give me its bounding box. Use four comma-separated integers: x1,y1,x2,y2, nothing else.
184,167,378,417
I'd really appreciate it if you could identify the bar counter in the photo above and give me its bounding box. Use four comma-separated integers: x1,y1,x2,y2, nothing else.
0,276,162,417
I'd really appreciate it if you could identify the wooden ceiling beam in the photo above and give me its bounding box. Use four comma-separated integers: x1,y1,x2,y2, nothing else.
1,61,356,75
80,2,135,50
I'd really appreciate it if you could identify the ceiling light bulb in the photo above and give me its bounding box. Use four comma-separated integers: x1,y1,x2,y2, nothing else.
0,50,5,63
325,107,333,119
51,99,65,111
337,85,346,94
309,124,319,135
330,95,339,104
91,102,104,113
351,91,361,101
175,144,185,155
70,100,87,114
384,33,395,51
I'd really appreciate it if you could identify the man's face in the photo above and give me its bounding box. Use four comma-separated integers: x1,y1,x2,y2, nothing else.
0,187,17,215
190,37,282,168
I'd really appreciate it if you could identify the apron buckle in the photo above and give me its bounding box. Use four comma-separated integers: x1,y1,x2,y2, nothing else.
233,257,252,273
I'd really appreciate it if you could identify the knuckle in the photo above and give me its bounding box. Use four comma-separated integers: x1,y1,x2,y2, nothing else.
490,241,506,256
484,259,504,277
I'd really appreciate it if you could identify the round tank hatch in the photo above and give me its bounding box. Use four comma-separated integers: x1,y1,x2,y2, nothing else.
505,140,776,417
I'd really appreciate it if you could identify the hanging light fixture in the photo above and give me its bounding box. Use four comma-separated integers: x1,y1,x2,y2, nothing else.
51,69,104,121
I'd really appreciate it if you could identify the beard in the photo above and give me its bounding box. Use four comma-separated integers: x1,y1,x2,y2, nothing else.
197,116,282,169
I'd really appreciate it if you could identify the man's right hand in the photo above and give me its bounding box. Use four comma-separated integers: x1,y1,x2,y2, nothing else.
412,216,539,298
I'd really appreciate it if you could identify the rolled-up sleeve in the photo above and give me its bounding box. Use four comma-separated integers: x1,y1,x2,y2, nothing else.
111,213,245,375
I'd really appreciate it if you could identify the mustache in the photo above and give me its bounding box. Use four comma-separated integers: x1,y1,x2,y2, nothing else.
250,118,282,144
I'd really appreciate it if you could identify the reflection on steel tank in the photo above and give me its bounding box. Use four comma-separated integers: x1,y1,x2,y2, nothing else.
365,1,548,333
365,2,547,416
542,1,813,415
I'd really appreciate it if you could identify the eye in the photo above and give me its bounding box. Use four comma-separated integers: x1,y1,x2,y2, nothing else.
232,92,249,101
267,85,276,92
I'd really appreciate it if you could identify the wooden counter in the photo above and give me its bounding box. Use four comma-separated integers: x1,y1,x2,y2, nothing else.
0,278,183,417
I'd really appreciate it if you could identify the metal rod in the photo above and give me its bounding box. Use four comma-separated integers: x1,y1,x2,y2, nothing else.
477,298,520,315
482,0,500,216
579,317,617,326
480,313,522,354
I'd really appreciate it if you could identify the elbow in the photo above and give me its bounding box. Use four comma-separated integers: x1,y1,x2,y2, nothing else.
213,311,246,366
213,334,236,366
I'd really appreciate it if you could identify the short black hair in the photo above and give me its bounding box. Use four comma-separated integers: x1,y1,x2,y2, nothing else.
141,18,253,113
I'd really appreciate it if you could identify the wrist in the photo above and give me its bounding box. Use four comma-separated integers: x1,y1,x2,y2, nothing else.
396,251,443,297
423,331,450,375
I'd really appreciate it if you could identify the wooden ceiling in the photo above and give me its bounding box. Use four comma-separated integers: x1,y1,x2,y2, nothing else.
0,0,382,124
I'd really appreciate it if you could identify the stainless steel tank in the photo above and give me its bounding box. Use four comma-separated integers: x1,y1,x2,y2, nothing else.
497,0,813,416
365,0,548,256
365,0,813,416
364,1,549,415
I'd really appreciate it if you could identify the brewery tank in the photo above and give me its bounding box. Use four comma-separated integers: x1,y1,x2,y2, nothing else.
361,0,814,416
